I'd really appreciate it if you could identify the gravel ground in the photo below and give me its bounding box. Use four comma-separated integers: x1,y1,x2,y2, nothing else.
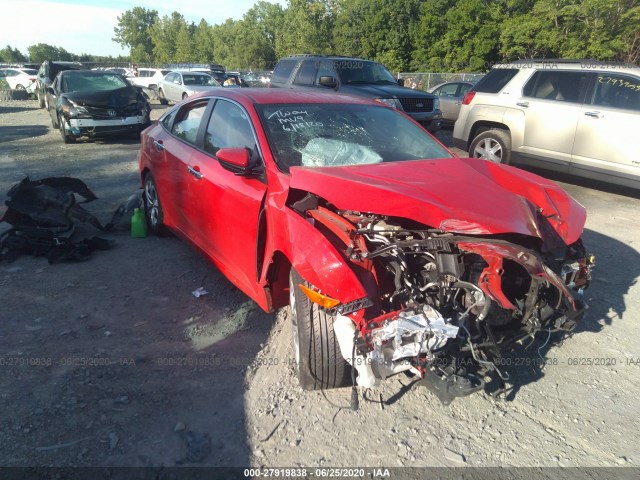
1,99,639,477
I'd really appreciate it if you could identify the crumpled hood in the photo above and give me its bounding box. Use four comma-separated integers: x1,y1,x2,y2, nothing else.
289,158,586,245
63,86,139,108
340,83,435,100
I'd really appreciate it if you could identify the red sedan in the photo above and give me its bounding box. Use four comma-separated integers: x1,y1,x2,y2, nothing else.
138,89,593,403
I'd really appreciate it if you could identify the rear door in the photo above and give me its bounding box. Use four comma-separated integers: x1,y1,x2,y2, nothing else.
517,70,590,170
571,72,640,183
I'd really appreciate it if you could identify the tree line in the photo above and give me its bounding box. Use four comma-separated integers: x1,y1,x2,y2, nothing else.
2,0,639,72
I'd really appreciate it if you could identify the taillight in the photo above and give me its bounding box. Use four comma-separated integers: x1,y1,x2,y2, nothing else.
462,91,476,105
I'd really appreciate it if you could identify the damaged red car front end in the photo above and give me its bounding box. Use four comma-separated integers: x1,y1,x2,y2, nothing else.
283,158,593,402
139,90,594,404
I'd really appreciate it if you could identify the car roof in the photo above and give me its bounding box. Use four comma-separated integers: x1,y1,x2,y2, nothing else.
60,69,124,77
192,88,378,106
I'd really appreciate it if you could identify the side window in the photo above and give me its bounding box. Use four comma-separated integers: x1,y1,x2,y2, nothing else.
161,109,178,130
593,73,640,111
436,83,459,96
171,101,208,145
165,72,177,83
523,71,588,103
293,61,317,85
271,59,297,84
204,100,255,156
315,60,335,86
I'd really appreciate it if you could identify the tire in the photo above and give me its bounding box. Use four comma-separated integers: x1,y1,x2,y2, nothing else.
158,88,168,105
469,129,511,165
15,84,26,92
182,92,188,101
59,115,75,144
143,174,166,235
38,91,45,108
289,269,351,390
51,113,59,129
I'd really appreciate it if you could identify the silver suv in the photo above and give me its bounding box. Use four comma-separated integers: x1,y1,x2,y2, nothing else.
453,60,640,189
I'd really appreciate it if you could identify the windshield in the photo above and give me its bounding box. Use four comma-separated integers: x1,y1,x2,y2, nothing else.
258,103,452,172
336,61,397,85
21,69,38,75
61,72,129,93
183,74,219,86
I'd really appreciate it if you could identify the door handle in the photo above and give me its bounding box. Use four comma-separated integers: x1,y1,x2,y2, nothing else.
584,111,603,119
516,101,529,108
188,165,204,180
153,139,164,151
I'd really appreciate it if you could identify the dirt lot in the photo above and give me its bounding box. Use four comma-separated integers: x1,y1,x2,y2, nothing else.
1,99,639,477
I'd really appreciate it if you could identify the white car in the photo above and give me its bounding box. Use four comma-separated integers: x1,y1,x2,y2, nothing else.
157,71,221,105
129,68,172,90
0,67,38,91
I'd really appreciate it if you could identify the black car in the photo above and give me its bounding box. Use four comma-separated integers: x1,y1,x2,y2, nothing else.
46,70,151,143
270,55,443,131
36,60,82,109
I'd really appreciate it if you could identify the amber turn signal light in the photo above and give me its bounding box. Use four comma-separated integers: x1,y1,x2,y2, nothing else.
298,284,341,309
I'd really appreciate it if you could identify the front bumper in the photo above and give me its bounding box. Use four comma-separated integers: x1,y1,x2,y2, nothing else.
67,115,148,137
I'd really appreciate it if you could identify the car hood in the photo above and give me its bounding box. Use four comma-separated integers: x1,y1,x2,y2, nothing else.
63,86,139,108
288,158,586,245
339,83,435,99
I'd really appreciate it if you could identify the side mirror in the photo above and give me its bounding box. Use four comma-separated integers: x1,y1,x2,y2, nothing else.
318,76,337,88
217,147,250,169
397,78,405,87
217,147,265,178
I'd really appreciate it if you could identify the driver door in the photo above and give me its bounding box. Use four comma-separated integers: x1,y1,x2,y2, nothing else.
186,98,268,298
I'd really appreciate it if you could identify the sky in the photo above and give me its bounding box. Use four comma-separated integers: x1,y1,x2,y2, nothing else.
2,0,287,58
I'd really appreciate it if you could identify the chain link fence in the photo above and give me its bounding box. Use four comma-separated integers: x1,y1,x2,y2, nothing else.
397,72,485,91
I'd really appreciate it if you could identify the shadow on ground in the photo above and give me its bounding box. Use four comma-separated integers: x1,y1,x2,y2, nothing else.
0,125,49,143
484,227,639,400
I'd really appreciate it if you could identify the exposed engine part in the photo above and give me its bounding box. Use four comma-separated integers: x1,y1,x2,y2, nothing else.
370,305,459,362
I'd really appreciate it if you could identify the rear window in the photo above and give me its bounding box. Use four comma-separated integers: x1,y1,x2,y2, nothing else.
271,59,297,85
474,69,518,93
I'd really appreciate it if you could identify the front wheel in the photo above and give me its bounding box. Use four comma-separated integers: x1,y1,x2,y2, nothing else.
289,269,351,390
59,115,75,144
469,129,511,165
38,91,45,108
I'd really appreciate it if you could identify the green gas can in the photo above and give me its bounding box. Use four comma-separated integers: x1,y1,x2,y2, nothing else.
131,208,148,238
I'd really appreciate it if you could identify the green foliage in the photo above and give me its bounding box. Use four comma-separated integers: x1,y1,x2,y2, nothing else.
0,45,28,63
113,7,158,62
27,43,74,63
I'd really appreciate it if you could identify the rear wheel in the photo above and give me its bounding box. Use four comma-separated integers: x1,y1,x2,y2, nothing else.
469,129,511,165
289,269,351,390
158,88,168,105
182,92,188,101
38,91,45,108
143,173,166,235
